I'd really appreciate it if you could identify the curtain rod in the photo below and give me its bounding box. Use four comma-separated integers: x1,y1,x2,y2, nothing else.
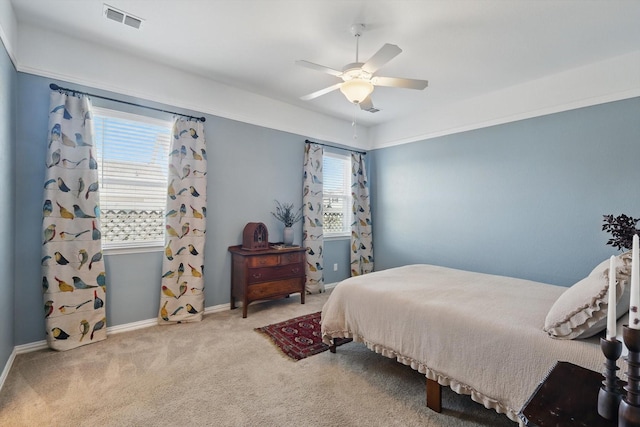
49,83,206,122
305,139,366,155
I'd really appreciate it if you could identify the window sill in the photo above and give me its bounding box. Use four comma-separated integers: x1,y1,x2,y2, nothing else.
324,234,350,241
102,243,163,256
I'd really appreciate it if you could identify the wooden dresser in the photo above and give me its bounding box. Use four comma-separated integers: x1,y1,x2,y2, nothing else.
228,245,306,318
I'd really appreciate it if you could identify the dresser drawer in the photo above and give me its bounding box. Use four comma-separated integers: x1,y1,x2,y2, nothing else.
247,278,303,300
247,263,304,284
229,245,306,318
280,251,303,265
247,255,279,268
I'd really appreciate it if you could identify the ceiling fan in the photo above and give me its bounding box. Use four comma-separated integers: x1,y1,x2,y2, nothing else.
296,24,428,113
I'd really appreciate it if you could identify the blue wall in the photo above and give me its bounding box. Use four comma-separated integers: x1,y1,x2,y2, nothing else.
370,97,640,287
0,40,16,372
9,52,639,352
13,73,352,345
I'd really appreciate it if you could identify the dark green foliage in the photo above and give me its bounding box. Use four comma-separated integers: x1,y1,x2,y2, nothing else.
602,214,640,251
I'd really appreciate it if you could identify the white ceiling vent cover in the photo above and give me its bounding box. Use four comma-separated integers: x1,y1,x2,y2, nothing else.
103,4,143,29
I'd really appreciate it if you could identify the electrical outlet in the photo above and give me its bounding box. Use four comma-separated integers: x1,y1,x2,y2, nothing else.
333,263,338,271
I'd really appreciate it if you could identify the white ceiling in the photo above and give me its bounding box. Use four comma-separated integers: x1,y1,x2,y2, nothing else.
9,0,640,129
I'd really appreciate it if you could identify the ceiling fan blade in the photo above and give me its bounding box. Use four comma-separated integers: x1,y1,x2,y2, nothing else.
372,76,429,90
300,83,343,101
359,96,380,113
295,60,343,77
362,43,402,74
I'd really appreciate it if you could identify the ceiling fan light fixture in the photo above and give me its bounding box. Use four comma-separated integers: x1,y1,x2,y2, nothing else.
340,79,374,104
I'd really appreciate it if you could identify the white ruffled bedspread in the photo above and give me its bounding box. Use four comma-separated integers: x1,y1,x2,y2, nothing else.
321,264,605,424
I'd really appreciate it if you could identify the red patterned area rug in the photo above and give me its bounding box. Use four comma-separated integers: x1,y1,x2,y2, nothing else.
256,311,352,361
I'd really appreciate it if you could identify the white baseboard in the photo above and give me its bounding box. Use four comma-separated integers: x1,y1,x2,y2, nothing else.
103,301,230,335
0,348,16,393
7,301,230,353
15,340,48,354
0,301,230,393
1,292,335,392
204,302,231,315
324,282,338,291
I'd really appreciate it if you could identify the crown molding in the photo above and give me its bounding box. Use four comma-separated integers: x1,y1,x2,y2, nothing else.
0,1,17,66
369,50,640,149
12,21,640,152
16,23,370,151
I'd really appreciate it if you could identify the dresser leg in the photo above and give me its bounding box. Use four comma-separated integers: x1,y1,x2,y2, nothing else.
301,290,306,304
242,300,248,318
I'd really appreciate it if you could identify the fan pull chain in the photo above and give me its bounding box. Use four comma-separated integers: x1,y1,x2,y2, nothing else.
352,103,358,140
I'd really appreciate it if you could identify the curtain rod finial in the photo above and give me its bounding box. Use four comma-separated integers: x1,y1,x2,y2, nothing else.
49,83,59,90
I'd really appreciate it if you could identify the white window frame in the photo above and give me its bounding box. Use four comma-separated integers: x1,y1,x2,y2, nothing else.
93,107,172,254
323,151,352,239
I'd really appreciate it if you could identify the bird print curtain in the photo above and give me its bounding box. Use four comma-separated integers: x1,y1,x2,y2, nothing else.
42,91,107,351
158,118,207,324
302,142,324,293
350,153,374,276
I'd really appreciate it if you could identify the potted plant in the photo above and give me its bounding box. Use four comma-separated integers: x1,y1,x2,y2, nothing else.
271,200,303,246
602,214,640,251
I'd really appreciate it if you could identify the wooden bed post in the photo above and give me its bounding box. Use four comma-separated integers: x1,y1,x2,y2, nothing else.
426,378,442,412
329,338,440,410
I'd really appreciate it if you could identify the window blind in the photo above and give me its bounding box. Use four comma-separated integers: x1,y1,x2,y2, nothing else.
323,152,352,235
93,107,172,247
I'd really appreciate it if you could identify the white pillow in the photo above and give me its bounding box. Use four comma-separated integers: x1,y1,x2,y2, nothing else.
578,284,630,338
589,251,631,279
544,252,631,340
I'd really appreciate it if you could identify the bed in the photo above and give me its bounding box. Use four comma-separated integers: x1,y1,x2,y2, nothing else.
321,258,631,425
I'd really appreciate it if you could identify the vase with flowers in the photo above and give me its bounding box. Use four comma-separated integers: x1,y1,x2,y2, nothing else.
271,200,303,246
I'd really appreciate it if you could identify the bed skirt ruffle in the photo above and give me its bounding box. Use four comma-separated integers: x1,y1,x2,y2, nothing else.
322,330,522,425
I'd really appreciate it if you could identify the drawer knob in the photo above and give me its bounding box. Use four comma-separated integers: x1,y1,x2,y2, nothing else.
252,273,262,279
291,268,300,274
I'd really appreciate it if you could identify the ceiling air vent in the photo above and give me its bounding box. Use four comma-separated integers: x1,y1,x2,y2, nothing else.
103,4,143,29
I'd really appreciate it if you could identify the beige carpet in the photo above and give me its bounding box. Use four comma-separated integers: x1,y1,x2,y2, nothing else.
0,291,515,426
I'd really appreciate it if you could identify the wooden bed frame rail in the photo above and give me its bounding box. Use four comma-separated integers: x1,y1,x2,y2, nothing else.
329,341,442,412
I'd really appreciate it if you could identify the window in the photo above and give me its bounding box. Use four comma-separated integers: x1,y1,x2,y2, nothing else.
93,107,172,250
323,152,352,237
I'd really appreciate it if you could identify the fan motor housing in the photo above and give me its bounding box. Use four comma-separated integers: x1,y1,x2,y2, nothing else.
341,63,372,81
